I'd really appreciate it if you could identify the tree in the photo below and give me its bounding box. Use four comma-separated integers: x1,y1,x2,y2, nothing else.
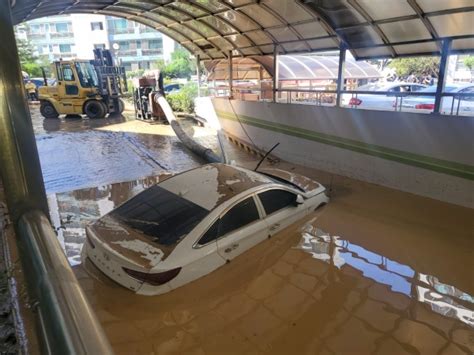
388,57,440,78
157,49,194,79
464,55,474,71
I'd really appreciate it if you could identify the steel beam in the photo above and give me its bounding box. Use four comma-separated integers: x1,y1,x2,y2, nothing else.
434,39,451,114
196,54,201,97
336,45,347,107
228,50,233,98
273,44,279,102
0,0,48,223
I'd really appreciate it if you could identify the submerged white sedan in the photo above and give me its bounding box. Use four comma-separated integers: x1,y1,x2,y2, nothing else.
82,163,329,295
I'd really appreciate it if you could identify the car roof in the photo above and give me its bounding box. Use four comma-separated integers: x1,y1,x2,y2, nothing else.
159,163,276,210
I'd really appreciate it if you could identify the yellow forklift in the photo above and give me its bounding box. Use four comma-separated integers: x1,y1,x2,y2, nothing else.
38,49,127,119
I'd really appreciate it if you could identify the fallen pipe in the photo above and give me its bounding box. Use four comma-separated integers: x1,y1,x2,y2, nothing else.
154,93,222,163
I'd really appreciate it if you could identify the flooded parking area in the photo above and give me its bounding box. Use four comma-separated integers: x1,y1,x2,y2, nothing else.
29,105,473,354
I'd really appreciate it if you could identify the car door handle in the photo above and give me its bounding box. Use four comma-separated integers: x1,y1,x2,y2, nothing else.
225,244,239,253
269,223,280,231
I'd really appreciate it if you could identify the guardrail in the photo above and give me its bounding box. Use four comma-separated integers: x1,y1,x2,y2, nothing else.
17,210,113,354
208,87,474,116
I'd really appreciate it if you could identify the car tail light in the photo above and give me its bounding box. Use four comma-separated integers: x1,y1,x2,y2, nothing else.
86,234,95,249
122,267,182,286
415,103,434,110
349,97,362,106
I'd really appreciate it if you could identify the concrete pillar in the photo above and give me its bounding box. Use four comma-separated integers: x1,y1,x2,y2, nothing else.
0,0,49,223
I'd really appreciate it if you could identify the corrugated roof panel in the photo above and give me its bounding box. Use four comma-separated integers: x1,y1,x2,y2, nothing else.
429,12,474,37
356,0,415,20
380,19,432,43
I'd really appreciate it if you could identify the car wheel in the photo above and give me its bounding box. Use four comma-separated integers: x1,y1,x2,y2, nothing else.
84,100,107,119
40,101,59,119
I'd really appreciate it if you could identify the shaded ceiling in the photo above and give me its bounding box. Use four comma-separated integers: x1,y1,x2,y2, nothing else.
10,0,474,60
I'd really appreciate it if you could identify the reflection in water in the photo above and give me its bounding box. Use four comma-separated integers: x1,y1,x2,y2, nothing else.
296,223,474,327
48,175,167,265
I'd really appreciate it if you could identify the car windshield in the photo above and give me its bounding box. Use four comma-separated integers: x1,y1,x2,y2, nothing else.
110,185,209,246
75,62,99,88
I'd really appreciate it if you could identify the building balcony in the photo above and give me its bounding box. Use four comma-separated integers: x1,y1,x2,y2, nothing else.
141,49,162,56
108,28,135,35
50,32,74,39
29,33,47,40
117,49,137,56
53,52,76,59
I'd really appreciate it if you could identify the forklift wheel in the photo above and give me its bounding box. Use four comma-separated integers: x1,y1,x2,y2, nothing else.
40,101,59,119
84,100,107,119
118,99,125,114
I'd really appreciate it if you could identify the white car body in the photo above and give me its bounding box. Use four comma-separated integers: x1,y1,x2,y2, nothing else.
341,82,427,110
400,84,474,116
82,163,329,295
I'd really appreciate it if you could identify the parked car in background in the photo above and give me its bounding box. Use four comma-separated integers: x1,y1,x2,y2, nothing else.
399,84,474,115
164,83,183,94
341,82,427,110
24,78,56,88
82,163,329,295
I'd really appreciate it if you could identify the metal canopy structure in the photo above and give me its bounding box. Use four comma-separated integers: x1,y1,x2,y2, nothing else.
10,0,474,60
206,55,381,80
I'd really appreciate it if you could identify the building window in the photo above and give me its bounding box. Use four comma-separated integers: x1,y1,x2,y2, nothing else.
117,41,129,50
54,23,69,33
91,22,104,31
148,39,162,49
59,44,71,53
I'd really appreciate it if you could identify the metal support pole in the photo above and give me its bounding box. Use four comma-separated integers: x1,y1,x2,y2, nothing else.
273,44,279,102
0,0,49,224
336,45,346,107
196,54,201,97
228,50,233,98
434,39,451,114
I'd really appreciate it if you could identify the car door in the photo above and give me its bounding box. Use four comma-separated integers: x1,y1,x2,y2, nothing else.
456,86,474,115
256,189,304,237
216,196,267,261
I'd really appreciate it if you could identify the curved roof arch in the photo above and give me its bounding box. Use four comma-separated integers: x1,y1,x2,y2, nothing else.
205,55,381,81
10,0,474,60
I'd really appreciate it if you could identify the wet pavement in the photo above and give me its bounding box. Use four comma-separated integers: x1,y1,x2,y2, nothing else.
32,106,222,194
30,104,473,354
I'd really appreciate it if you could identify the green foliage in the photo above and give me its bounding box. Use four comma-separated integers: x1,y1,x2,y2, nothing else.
157,49,194,79
167,82,198,113
22,62,43,77
463,56,474,70
389,57,440,77
126,69,145,79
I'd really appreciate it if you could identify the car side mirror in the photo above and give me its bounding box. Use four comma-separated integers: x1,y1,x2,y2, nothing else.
295,194,304,205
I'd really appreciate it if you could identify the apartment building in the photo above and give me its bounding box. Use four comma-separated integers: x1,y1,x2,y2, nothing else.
17,15,174,69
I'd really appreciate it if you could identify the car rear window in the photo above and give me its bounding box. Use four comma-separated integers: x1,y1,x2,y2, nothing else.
111,185,209,246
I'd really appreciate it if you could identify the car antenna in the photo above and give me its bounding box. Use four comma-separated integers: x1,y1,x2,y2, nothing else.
254,142,280,171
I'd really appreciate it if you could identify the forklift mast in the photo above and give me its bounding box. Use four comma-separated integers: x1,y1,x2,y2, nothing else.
91,48,127,97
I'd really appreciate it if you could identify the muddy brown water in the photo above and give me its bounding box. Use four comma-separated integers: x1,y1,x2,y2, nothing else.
30,105,473,354
49,169,473,354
